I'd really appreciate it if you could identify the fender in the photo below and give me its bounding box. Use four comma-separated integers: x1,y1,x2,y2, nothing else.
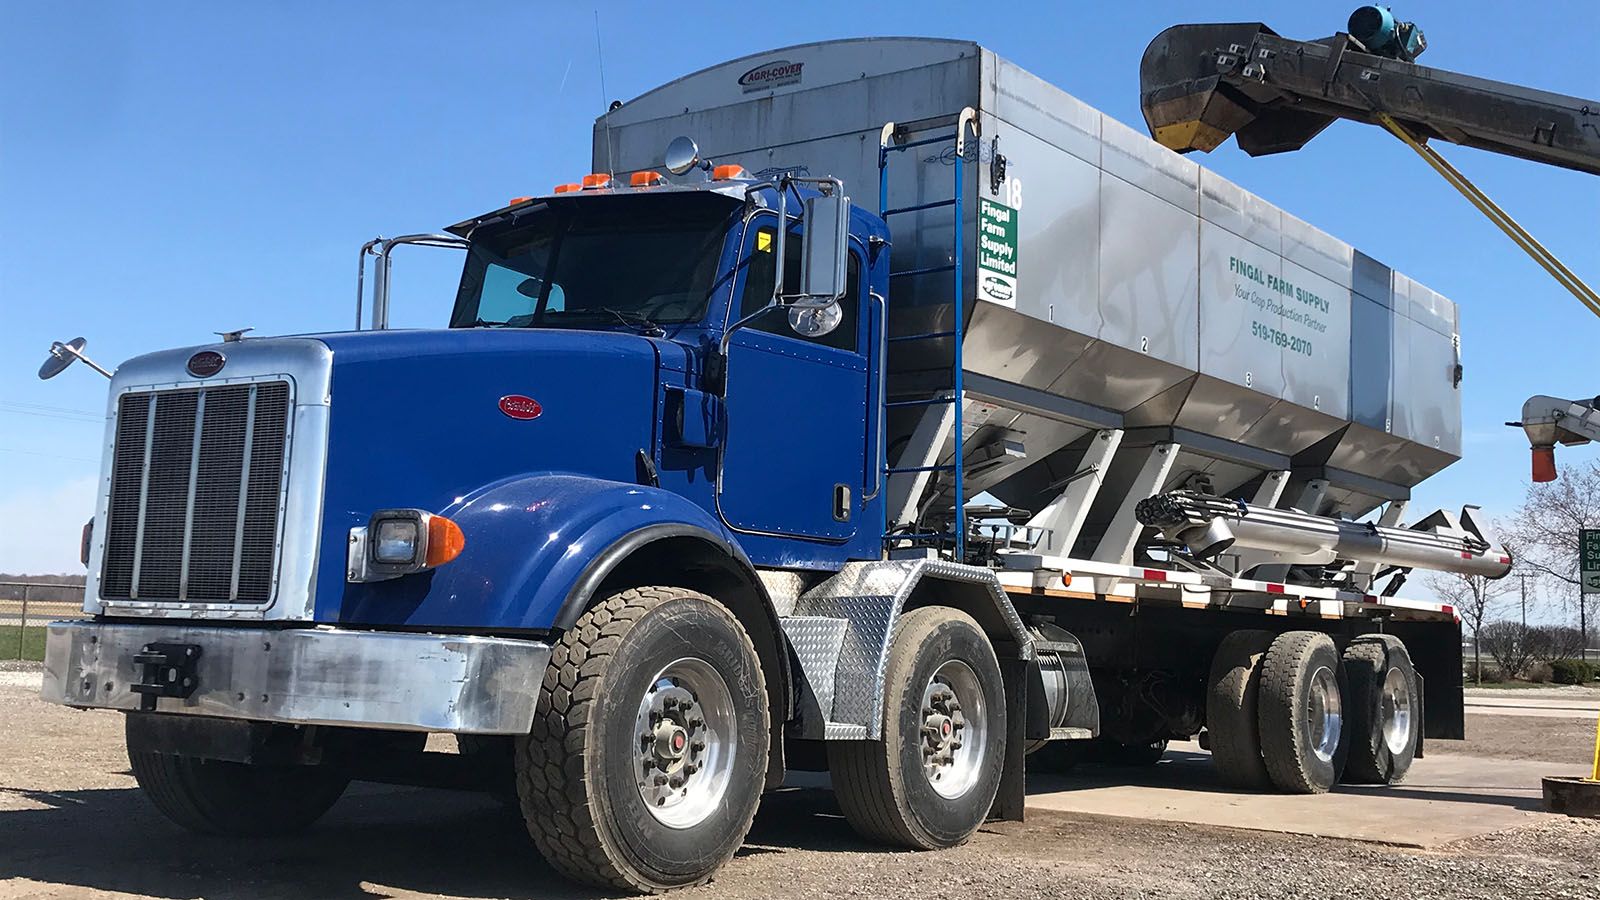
339,473,748,632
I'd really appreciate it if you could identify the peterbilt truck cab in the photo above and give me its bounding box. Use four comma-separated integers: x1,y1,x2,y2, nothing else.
43,161,942,892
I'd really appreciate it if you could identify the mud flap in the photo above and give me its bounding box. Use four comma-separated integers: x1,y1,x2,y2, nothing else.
990,655,1028,822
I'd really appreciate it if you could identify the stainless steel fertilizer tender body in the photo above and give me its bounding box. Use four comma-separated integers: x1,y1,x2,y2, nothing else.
600,39,1470,560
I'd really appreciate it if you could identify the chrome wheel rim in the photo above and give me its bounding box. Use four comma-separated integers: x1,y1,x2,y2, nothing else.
920,660,988,800
1380,666,1413,755
633,657,736,829
1307,665,1343,764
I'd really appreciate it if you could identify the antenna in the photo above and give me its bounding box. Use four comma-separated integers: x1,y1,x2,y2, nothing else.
594,10,615,180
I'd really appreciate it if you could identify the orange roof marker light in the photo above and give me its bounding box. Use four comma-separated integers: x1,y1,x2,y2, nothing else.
711,164,747,180
630,170,665,187
509,196,533,205
581,173,611,190
552,183,581,194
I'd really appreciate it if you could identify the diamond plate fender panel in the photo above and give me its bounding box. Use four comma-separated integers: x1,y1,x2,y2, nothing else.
787,559,1031,739
779,615,849,738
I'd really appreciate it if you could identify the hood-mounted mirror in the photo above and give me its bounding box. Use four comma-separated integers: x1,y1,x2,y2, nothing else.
39,337,112,380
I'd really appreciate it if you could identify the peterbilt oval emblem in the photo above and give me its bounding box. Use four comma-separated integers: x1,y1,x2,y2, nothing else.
186,350,226,377
499,395,542,420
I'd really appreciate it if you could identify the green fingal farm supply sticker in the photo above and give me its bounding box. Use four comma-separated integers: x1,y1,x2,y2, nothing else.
978,198,1018,308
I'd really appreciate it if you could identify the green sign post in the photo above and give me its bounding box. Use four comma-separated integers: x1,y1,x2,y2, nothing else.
1581,529,1600,595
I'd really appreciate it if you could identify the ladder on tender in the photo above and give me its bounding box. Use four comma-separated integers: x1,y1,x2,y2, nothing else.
877,108,977,561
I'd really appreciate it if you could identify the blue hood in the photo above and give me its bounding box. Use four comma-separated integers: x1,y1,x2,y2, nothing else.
312,328,669,624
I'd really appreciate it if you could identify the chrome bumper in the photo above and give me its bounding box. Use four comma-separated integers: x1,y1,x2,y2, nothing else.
41,620,551,734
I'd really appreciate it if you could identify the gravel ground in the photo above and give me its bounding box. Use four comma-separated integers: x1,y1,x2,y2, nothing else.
3,681,1596,900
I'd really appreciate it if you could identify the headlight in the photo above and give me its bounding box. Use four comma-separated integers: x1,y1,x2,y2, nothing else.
348,509,466,582
374,518,421,564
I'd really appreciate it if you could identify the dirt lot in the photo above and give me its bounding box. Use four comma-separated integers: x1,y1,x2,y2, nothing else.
3,675,1597,900
1434,713,1598,763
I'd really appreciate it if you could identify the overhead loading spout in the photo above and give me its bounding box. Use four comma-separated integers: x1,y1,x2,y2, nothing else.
1139,10,1600,174
1136,491,1513,580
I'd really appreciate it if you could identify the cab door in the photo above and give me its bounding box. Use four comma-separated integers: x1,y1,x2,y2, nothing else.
718,220,868,542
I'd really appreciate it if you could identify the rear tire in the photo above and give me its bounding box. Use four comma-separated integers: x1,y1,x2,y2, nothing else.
127,725,348,836
1206,630,1274,789
1341,635,1420,785
1258,631,1349,794
515,586,768,892
828,607,1006,850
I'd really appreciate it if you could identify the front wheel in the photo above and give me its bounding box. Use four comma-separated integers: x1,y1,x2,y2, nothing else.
515,586,769,893
828,607,1006,850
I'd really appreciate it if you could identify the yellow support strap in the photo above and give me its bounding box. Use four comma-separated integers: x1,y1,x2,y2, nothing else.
1377,113,1600,321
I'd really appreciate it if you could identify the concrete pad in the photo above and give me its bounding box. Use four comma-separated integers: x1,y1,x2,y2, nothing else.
1024,742,1591,848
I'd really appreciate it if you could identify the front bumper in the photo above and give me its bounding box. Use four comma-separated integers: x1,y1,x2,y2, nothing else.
41,620,551,734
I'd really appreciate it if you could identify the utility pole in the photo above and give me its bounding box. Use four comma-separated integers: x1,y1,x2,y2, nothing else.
1515,573,1532,630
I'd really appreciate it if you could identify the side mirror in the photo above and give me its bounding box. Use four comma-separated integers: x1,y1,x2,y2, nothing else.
798,193,850,301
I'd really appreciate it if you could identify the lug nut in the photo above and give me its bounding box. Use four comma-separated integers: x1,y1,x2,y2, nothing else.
643,758,657,770
691,739,706,751
685,763,698,774
654,774,669,786
669,775,685,788
663,697,678,709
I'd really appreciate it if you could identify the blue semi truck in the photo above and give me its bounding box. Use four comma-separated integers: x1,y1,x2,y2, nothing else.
40,39,1509,892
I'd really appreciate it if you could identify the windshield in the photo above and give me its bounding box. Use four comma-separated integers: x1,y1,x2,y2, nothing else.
449,194,737,332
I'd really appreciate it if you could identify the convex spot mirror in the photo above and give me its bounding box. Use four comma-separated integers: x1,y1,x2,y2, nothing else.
787,303,843,338
664,136,702,176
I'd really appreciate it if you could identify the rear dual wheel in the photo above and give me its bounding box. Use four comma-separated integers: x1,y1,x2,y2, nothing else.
1341,635,1420,785
1257,631,1349,793
1207,630,1419,794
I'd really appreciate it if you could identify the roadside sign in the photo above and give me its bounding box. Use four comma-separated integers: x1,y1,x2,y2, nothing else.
1581,529,1600,594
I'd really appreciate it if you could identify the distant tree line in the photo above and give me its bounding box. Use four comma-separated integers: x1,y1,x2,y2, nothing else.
0,573,86,603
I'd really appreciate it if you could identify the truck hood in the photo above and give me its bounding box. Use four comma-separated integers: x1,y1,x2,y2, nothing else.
314,325,664,505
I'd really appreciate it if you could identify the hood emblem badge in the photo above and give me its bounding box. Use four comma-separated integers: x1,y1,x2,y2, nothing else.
499,395,543,420
186,350,226,378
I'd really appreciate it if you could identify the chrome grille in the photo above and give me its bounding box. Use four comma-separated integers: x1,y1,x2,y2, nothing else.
101,382,290,604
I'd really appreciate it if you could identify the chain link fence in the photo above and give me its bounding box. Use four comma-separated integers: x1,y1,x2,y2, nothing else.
0,582,88,660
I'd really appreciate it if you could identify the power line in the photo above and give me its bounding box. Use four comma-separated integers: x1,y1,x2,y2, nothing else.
0,447,100,464
0,400,101,417
0,401,103,424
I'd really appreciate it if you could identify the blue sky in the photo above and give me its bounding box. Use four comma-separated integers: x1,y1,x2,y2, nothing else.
1,1,1596,575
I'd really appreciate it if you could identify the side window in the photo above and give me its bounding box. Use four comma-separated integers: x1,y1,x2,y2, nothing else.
739,225,860,353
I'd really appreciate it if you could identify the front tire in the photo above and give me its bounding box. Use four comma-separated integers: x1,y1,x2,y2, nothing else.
828,607,1006,850
127,721,348,836
515,586,768,893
